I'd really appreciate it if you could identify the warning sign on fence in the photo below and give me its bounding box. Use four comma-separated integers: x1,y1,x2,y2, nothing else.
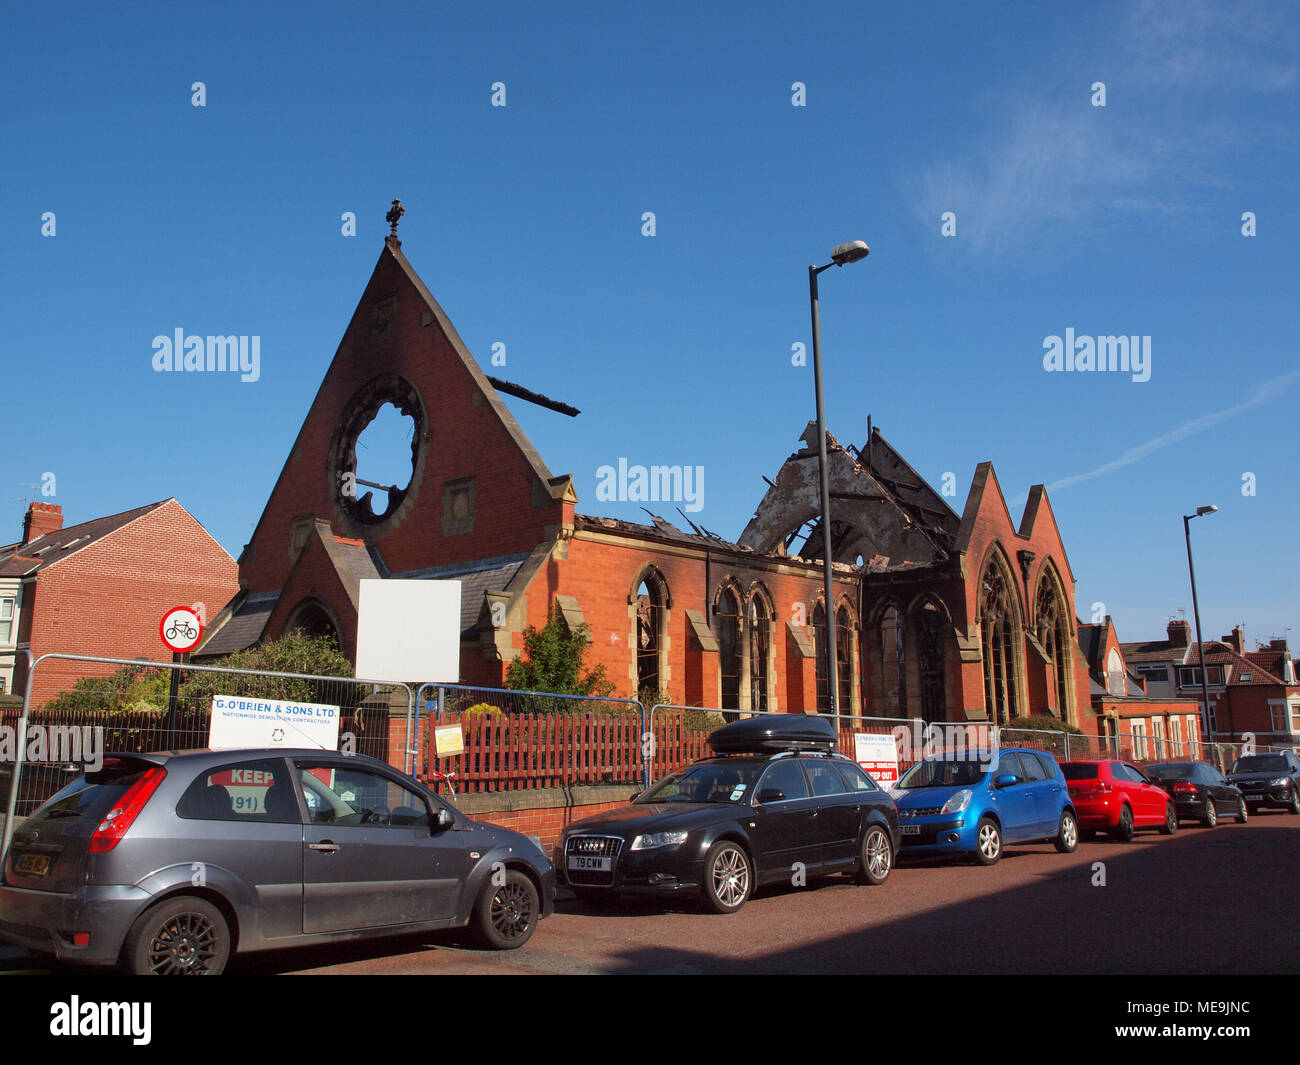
433,725,464,757
854,732,900,789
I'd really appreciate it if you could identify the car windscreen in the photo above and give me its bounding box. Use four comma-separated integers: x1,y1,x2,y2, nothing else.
637,760,766,804
896,759,988,788
1060,764,1099,780
1231,755,1287,773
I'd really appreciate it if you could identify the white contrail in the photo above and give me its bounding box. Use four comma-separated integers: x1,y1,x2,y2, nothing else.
1041,368,1300,495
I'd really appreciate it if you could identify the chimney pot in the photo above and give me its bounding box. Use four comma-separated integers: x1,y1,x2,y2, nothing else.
22,502,63,544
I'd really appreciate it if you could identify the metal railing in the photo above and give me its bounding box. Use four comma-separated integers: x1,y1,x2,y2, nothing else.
2,652,413,850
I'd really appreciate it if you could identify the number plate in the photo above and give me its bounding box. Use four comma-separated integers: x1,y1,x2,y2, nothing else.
15,852,51,876
567,855,612,871
900,825,921,836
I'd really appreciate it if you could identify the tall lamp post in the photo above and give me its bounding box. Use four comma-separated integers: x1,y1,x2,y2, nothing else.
808,240,870,717
1183,504,1218,742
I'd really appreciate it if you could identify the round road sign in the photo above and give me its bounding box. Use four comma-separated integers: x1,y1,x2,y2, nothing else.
160,605,204,653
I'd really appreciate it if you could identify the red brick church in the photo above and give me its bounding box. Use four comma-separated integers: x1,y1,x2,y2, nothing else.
199,223,1093,732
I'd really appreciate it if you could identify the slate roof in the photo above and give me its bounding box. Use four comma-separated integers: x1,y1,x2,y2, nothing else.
390,552,533,635
0,500,170,577
1118,638,1291,687
196,591,280,657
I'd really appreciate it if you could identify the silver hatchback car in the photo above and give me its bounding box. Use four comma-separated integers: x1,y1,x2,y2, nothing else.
0,749,554,973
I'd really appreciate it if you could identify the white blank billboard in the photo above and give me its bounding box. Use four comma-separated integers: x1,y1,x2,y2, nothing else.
354,579,461,684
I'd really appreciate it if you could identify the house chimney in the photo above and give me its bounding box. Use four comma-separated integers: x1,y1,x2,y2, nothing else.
1167,619,1190,647
22,502,63,544
1219,626,1245,655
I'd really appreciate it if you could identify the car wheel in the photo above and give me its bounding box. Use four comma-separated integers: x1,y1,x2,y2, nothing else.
123,896,230,975
973,817,1002,865
1237,797,1249,824
1160,803,1178,835
1289,791,1300,815
1201,797,1217,828
700,840,753,913
854,825,893,885
1111,804,1135,843
1054,810,1078,853
472,869,539,949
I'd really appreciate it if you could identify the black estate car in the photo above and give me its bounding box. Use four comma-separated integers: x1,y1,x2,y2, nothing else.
1226,752,1300,814
0,749,554,973
555,716,899,913
1144,761,1248,826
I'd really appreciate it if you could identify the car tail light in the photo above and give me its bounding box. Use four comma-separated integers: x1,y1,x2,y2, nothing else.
1171,781,1197,795
1077,781,1111,797
88,767,166,853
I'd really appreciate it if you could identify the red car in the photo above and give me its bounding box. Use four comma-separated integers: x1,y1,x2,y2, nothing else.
1060,760,1177,841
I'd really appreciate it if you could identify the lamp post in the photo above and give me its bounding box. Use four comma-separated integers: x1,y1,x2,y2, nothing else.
1183,504,1218,741
808,240,869,717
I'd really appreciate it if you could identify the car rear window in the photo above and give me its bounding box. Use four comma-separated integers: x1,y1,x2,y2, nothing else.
1146,764,1194,780
177,759,299,823
1061,764,1099,780
26,760,157,826
833,762,879,792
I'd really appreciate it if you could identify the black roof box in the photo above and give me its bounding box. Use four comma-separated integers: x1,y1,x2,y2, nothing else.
708,714,837,754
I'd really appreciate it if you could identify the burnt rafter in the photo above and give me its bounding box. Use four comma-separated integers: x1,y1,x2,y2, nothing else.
485,375,581,417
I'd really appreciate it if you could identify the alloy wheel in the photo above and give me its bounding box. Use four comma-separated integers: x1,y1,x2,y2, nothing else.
490,880,536,942
711,846,750,908
146,911,222,975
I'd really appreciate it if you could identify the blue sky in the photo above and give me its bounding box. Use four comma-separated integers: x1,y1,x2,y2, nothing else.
3,1,1297,649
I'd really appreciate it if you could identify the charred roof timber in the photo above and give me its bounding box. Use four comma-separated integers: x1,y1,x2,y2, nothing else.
486,376,581,417
739,422,960,570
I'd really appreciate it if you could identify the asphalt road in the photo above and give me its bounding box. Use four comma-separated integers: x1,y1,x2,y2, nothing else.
4,811,1293,976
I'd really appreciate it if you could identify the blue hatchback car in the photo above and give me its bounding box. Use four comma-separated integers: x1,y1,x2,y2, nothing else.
892,748,1078,864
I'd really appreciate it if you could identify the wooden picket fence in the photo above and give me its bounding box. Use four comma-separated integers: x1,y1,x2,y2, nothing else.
428,710,712,793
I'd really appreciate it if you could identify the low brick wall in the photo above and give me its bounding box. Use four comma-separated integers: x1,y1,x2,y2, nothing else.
451,784,640,850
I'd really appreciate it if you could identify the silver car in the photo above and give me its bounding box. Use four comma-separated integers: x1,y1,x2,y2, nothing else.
0,749,554,973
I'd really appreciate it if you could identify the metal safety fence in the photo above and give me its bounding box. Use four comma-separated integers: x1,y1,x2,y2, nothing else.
646,704,918,784
997,727,1295,773
2,652,413,849
416,683,647,794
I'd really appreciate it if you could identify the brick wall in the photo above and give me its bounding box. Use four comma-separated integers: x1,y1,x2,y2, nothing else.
19,500,238,706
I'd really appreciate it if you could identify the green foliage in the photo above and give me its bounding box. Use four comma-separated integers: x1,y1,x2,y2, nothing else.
178,632,356,708
505,604,615,703
1008,714,1085,735
41,665,171,717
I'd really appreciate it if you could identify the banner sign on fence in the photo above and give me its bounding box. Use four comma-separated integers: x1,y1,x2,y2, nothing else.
209,694,341,751
433,724,464,757
854,731,900,789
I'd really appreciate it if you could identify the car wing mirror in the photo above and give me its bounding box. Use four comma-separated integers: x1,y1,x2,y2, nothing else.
757,788,785,805
628,791,641,803
433,807,454,831
994,773,1018,788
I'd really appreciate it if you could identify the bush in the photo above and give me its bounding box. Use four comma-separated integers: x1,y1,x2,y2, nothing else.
41,665,171,717
179,632,357,708
1007,714,1085,735
505,603,615,705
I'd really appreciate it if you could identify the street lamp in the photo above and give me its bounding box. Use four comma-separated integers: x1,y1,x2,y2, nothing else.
1183,505,1218,741
808,240,870,718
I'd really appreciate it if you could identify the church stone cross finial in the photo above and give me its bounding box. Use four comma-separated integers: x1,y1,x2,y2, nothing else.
386,199,405,239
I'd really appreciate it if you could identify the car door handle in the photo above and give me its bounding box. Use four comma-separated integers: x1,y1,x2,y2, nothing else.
308,841,340,852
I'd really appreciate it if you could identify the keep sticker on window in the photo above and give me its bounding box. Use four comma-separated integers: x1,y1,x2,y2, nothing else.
730,784,747,801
